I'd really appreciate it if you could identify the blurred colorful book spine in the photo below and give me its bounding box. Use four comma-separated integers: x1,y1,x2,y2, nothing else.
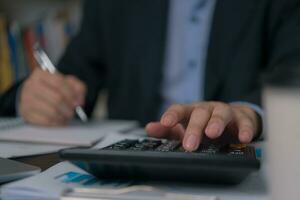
0,15,14,93
0,8,79,94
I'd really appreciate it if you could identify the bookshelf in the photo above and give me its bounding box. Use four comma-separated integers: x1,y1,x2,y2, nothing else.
0,0,82,26
0,0,82,92
0,0,107,119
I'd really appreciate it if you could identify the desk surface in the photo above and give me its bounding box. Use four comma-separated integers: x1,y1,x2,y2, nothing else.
14,153,61,171
12,151,268,200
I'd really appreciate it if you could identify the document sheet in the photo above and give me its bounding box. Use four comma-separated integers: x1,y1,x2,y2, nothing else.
0,119,138,158
0,120,138,146
1,161,216,200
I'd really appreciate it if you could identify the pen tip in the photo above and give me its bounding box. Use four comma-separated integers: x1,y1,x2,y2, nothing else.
76,107,88,122
33,42,41,51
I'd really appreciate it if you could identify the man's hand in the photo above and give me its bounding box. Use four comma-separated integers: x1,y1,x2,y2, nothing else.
146,102,261,152
19,68,87,126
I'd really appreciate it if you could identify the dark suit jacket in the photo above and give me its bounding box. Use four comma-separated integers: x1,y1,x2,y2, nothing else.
1,0,300,125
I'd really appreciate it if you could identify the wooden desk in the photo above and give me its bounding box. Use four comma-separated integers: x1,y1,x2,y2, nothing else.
14,153,61,171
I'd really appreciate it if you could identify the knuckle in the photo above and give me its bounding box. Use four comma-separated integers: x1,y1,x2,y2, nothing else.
216,102,231,112
240,119,254,129
53,75,65,86
163,110,177,120
166,104,184,115
187,120,201,129
241,108,257,124
217,101,227,107
211,115,226,124
169,104,184,111
186,125,202,138
221,103,232,112
194,105,210,116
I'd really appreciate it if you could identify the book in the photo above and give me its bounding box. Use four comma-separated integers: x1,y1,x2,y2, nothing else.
0,3,81,92
23,26,39,71
0,15,14,93
0,119,138,146
12,22,28,80
7,24,20,81
0,118,138,158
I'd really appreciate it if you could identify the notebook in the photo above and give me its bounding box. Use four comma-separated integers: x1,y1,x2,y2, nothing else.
0,118,24,130
0,118,138,147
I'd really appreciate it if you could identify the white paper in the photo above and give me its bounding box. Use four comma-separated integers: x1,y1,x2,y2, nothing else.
1,161,217,200
0,142,69,158
0,120,138,147
0,118,24,130
0,161,132,200
0,155,267,200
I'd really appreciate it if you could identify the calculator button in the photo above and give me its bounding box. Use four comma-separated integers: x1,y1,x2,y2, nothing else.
128,139,162,151
142,140,162,149
155,140,181,152
175,146,187,152
103,140,138,150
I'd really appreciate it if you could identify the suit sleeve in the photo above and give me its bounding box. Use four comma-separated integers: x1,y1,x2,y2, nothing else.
240,0,300,106
58,0,108,117
267,0,300,71
0,81,23,116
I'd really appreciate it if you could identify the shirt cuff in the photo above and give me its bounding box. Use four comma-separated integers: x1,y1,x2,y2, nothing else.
230,101,264,141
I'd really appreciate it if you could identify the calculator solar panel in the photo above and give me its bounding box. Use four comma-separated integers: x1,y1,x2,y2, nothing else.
60,138,260,184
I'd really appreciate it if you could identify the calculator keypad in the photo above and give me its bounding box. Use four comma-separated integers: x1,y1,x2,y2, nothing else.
102,138,254,158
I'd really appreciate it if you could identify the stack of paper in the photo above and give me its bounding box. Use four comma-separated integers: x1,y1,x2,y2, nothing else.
0,119,138,158
0,161,216,200
0,118,23,130
0,142,68,158
0,120,138,146
0,162,131,200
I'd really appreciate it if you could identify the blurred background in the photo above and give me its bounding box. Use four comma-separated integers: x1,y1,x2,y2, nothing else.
0,0,107,118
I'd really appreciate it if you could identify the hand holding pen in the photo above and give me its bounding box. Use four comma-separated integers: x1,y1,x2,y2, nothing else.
18,43,88,126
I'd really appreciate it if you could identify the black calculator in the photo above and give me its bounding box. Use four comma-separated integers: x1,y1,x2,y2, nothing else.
60,138,260,184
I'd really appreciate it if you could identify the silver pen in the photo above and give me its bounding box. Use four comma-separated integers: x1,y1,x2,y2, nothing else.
33,43,88,122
